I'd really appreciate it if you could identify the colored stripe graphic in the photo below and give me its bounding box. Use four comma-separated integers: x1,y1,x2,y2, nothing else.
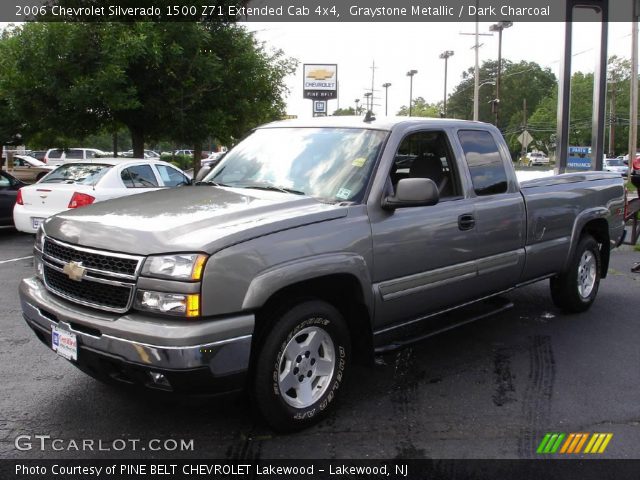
538,433,612,454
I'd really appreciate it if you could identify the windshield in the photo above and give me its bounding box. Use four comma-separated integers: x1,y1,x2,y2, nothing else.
203,127,388,202
41,163,112,184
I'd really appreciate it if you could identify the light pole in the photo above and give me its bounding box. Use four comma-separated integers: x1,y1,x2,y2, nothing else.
382,82,392,116
364,92,372,112
489,21,513,127
439,51,454,117
406,70,418,116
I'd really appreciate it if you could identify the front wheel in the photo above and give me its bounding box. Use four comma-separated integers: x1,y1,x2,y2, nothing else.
252,300,350,432
550,234,601,313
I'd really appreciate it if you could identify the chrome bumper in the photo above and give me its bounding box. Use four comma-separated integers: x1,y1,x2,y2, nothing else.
20,277,253,377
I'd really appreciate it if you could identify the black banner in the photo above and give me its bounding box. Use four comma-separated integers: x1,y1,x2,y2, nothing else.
2,0,636,23
2,460,640,480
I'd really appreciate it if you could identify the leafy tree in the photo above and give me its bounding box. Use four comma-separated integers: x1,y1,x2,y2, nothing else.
397,97,442,117
446,60,556,158
0,14,295,170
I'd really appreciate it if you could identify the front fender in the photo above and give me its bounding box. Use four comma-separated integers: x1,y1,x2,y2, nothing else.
242,253,374,316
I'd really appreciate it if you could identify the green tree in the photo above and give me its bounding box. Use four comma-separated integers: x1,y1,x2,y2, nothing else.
446,60,556,158
0,18,295,168
397,97,441,117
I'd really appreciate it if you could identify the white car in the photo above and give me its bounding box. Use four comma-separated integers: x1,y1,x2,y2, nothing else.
43,148,107,166
13,158,191,233
525,151,550,166
603,158,628,176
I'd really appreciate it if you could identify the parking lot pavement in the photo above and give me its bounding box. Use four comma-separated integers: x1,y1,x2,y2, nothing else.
1,231,639,460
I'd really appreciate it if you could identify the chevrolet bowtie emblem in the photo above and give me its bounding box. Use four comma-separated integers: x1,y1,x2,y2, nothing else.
306,69,334,80
63,261,86,282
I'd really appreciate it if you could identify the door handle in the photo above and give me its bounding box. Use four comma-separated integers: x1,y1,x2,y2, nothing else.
458,213,475,231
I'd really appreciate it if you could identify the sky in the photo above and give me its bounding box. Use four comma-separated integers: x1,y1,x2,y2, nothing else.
247,21,636,118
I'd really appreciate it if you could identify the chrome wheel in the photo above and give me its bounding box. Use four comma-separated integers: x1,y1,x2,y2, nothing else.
577,250,597,298
277,326,335,409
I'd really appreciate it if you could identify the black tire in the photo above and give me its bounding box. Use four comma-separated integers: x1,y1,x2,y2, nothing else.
550,234,601,313
252,300,350,432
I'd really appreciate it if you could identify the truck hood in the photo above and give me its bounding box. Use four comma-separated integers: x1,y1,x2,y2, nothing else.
42,186,348,255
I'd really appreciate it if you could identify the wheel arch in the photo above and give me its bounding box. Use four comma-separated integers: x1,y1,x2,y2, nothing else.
565,210,611,278
244,257,374,366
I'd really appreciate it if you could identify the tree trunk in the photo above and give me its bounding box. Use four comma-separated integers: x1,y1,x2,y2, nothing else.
130,127,144,158
112,131,118,158
193,142,202,177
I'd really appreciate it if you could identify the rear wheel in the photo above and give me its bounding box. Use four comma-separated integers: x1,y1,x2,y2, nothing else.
550,234,601,313
252,300,350,432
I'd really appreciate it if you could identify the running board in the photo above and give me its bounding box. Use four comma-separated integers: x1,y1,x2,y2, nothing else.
374,297,514,354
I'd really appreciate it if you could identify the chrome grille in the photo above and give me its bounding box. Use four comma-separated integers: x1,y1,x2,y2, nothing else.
44,265,131,310
44,238,139,276
40,237,143,313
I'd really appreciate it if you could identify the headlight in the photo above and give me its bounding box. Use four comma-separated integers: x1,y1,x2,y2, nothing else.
34,255,44,279
135,290,200,317
35,225,45,252
141,254,207,281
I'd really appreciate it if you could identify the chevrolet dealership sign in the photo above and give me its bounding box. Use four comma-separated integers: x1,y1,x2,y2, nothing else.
303,64,337,99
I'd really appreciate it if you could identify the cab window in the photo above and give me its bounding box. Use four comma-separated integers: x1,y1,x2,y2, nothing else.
390,130,460,199
458,130,508,196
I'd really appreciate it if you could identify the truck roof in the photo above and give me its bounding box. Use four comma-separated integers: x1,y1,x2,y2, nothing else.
261,116,493,132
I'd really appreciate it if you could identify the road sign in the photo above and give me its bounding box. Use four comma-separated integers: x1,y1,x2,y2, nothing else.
518,130,533,147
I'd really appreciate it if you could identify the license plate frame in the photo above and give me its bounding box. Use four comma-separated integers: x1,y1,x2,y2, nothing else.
51,325,77,361
32,217,45,230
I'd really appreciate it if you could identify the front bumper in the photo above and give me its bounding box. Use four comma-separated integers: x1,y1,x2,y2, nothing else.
20,276,254,393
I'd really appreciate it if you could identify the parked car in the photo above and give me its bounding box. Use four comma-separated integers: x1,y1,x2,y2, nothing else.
0,171,25,226
28,150,47,162
122,149,160,158
603,158,629,176
174,149,194,156
525,151,550,166
200,151,225,167
4,155,55,183
44,148,106,165
13,158,190,233
19,118,624,431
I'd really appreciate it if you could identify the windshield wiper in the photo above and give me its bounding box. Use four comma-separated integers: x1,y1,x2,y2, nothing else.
195,180,230,187
232,182,306,196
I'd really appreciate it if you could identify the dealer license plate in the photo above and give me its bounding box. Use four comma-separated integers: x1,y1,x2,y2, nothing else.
52,325,77,361
32,217,45,230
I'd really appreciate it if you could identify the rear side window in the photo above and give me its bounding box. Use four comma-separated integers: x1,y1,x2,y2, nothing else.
48,149,63,159
156,164,189,187
65,149,83,160
121,165,158,188
458,130,508,196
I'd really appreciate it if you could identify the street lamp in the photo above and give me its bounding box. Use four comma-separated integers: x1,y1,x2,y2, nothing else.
382,82,392,116
364,92,373,112
439,51,454,117
406,70,418,116
489,21,513,127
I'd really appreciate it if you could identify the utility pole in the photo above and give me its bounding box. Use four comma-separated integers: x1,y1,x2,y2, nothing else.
608,82,616,158
630,16,638,180
369,60,377,112
521,98,527,159
460,6,492,121
489,21,513,127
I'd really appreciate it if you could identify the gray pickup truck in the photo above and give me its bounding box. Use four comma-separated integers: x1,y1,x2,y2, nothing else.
20,117,625,431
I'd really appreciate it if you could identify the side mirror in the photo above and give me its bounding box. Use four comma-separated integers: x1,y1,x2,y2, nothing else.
382,178,439,210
